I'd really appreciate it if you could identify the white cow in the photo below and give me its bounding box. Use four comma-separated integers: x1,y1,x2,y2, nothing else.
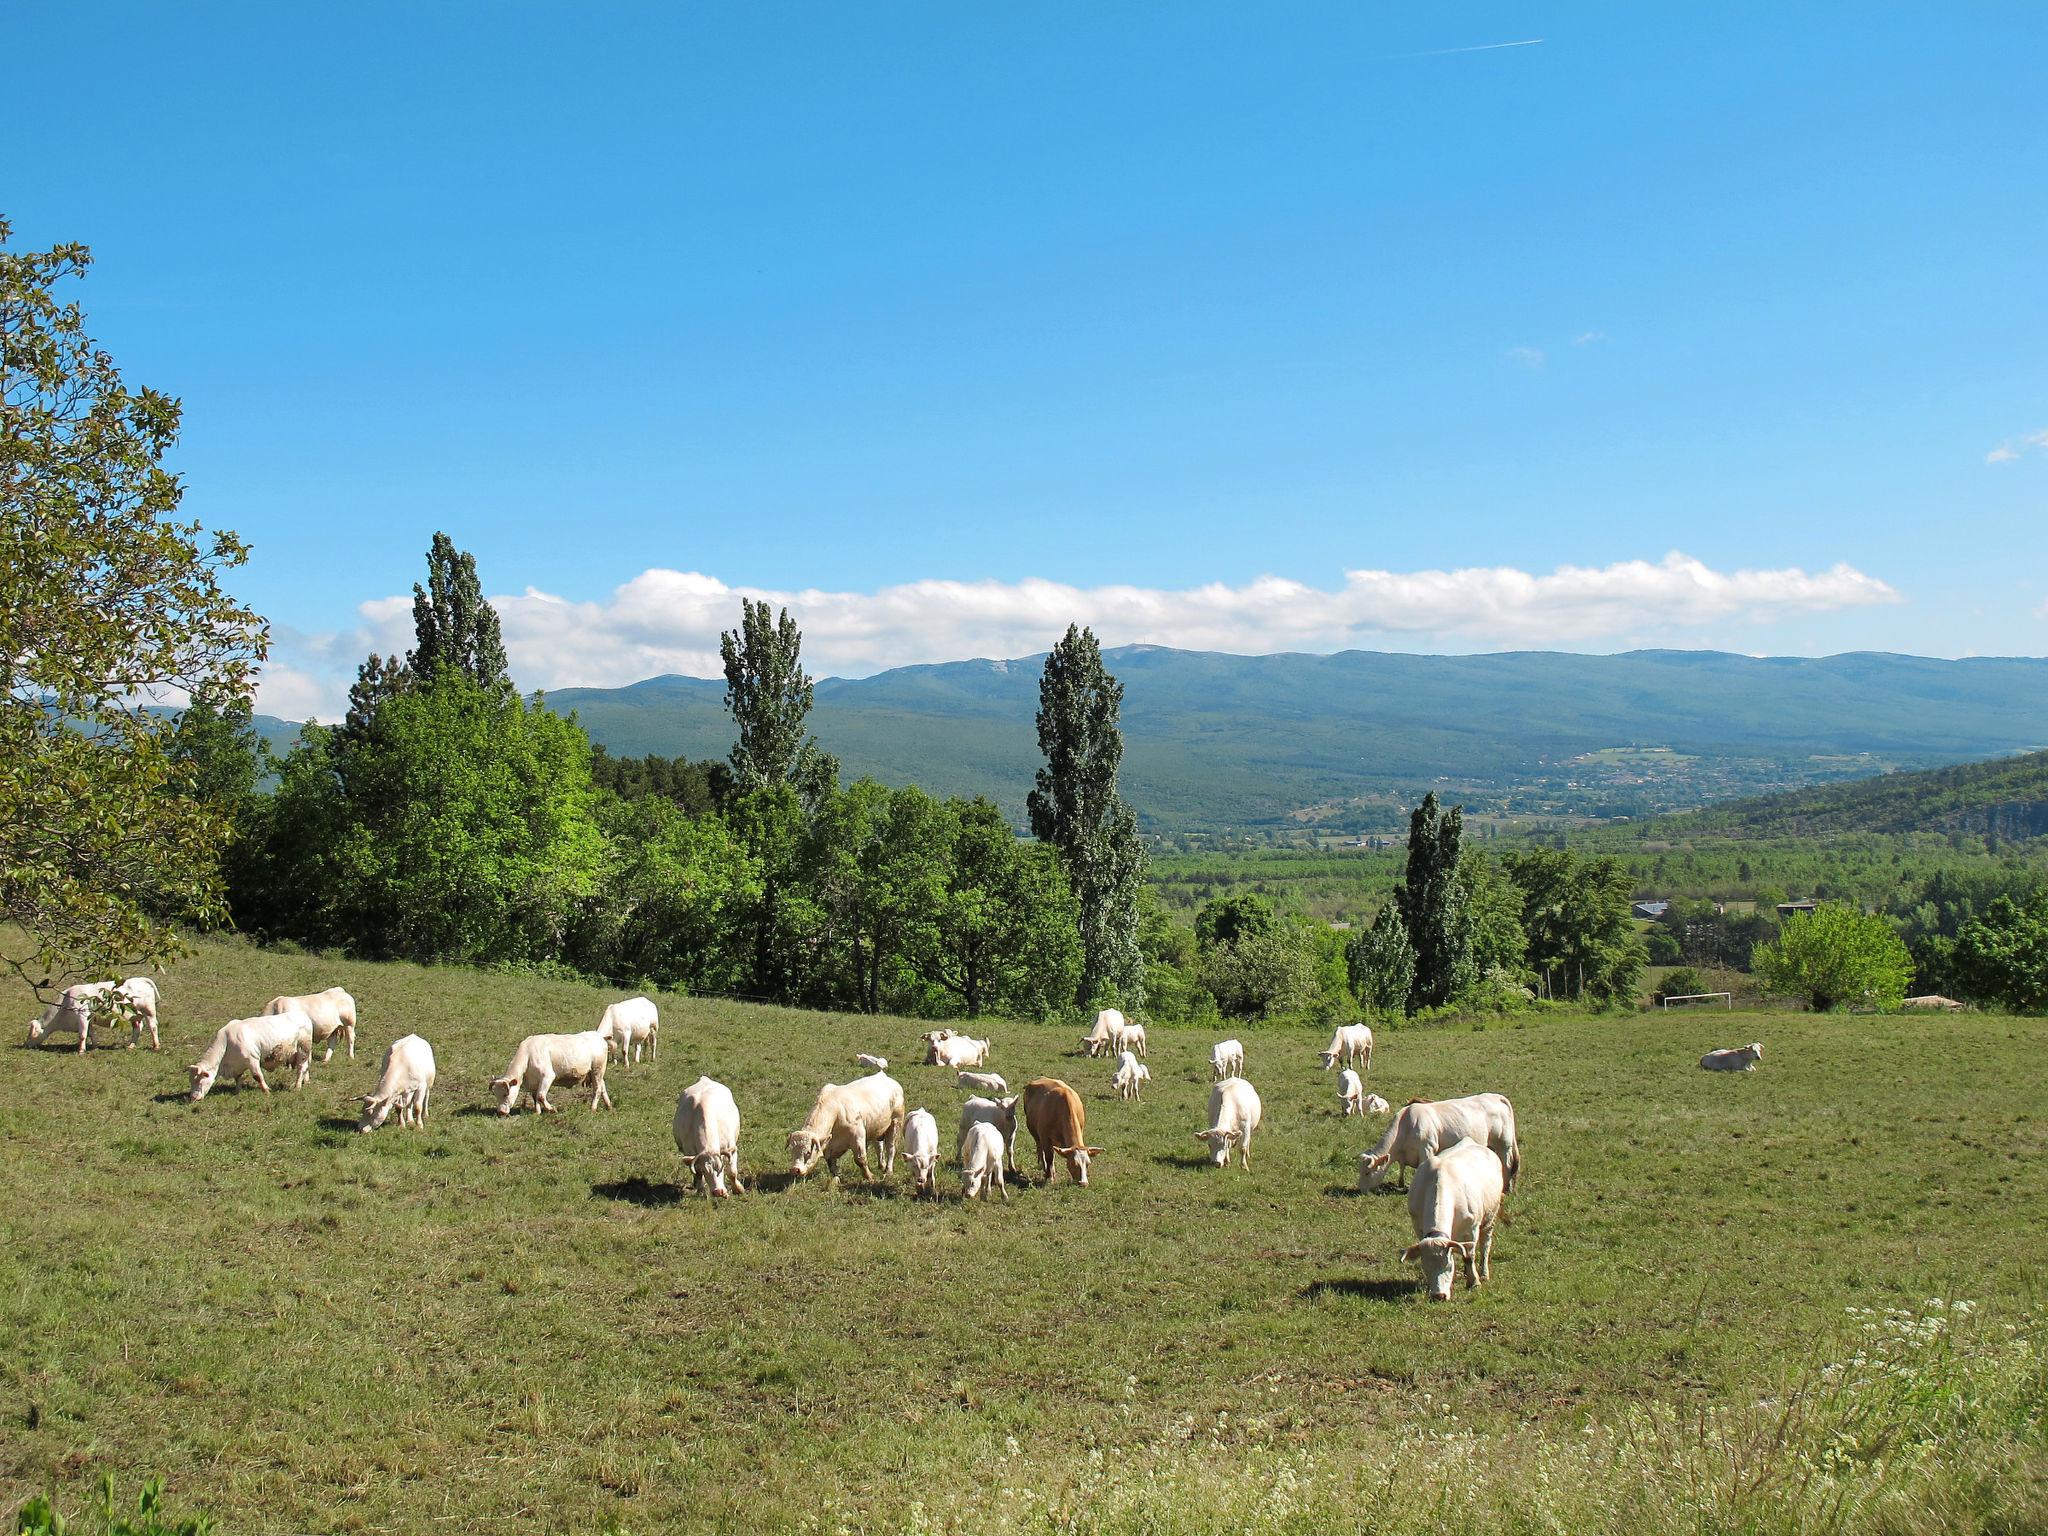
957,1070,1007,1094
926,1033,991,1069
1078,1008,1124,1058
28,977,160,1053
1108,1019,1147,1058
187,1009,314,1102
1338,1068,1365,1116
1700,1042,1763,1072
263,988,356,1062
856,1053,889,1072
1319,1024,1373,1072
1194,1077,1264,1169
359,1034,436,1132
787,1071,906,1181
902,1108,941,1197
1401,1140,1505,1301
490,1031,614,1115
1364,1093,1391,1115
1211,1038,1245,1080
1358,1093,1520,1194
957,1095,1020,1176
600,996,660,1065
1111,1050,1150,1102
961,1120,1009,1202
673,1076,744,1200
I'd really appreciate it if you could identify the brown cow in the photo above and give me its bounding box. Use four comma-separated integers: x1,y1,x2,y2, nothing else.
1021,1078,1102,1187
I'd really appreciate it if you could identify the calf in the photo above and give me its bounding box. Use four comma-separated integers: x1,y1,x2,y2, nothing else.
673,1076,744,1200
787,1071,906,1182
961,1120,1009,1201
1108,1020,1147,1058
188,1009,314,1102
958,1095,1020,1177
1319,1023,1373,1072
264,987,356,1062
29,977,162,1053
1700,1042,1763,1072
1338,1068,1365,1116
1022,1078,1101,1187
956,1070,1007,1094
1111,1050,1150,1102
1358,1092,1520,1194
1211,1038,1245,1080
1401,1140,1505,1301
856,1053,889,1072
360,1034,436,1132
1195,1077,1264,1169
600,996,660,1065
902,1108,941,1197
490,1031,614,1115
1363,1093,1391,1115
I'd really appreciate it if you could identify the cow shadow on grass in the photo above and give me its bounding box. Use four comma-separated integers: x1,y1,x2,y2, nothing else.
594,1176,684,1208
1151,1150,1215,1170
317,1115,362,1133
1299,1276,1413,1304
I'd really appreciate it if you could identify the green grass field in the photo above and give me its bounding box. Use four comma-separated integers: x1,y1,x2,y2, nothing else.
5,939,2046,1534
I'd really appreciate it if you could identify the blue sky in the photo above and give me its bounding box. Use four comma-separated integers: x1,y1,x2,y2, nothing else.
11,3,2047,715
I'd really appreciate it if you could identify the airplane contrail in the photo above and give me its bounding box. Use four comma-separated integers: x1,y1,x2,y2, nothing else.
1384,37,1545,60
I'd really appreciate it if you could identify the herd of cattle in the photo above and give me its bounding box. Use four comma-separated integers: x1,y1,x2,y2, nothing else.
25,978,1767,1300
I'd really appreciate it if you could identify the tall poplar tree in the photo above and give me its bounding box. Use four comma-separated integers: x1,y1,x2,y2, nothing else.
410,531,510,689
719,599,837,801
1396,791,1474,1010
1027,624,1146,1008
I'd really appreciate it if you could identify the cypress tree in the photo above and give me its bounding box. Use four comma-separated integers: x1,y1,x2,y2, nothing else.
1396,791,1474,1010
409,531,510,690
718,598,838,801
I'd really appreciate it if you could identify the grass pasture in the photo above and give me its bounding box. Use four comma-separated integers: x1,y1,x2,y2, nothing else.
4,939,2047,1534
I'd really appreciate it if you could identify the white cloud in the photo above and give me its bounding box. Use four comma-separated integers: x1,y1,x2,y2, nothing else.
1987,427,2048,464
1572,330,1608,346
1988,445,2020,464
1506,345,1546,369
257,552,1904,721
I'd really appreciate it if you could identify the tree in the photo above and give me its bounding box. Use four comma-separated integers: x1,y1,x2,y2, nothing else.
569,794,760,994
1200,922,1319,1021
1195,892,1277,953
913,798,1083,1019
1951,893,2048,1012
1501,847,1645,1005
1027,624,1147,1008
1461,851,1529,981
1396,793,1473,1010
409,531,510,690
1346,906,1416,1017
1753,904,1912,1012
719,599,837,802
1,220,268,989
166,690,266,813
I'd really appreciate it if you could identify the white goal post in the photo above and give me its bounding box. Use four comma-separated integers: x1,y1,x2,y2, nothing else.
1661,991,1734,1010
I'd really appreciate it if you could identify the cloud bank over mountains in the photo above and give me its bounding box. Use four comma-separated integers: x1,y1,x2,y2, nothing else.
256,552,1901,722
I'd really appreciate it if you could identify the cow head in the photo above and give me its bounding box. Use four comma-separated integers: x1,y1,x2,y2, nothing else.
1193,1128,1240,1167
1749,1042,1765,1060
787,1130,825,1176
1055,1145,1102,1186
359,1092,395,1133
26,1015,48,1045
186,1063,218,1102
692,1150,733,1199
1357,1151,1393,1193
489,1075,521,1115
1401,1233,1474,1301
1318,1050,1338,1071
909,1152,938,1195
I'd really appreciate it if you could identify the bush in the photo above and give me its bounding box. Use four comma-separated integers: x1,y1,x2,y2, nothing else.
1656,966,1708,1002
17,1476,213,1536
1753,904,1912,1011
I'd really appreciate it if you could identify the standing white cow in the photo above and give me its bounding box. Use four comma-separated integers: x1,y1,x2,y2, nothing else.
1337,1068,1365,1116
787,1071,906,1182
1401,1140,1505,1301
27,977,160,1053
263,988,356,1062
601,996,660,1065
1078,1009,1123,1058
187,1009,315,1102
673,1076,744,1200
902,1108,941,1197
490,1031,614,1115
1211,1038,1245,1080
359,1034,436,1132
1194,1077,1264,1169
1319,1024,1373,1072
1700,1042,1763,1072
1358,1093,1520,1194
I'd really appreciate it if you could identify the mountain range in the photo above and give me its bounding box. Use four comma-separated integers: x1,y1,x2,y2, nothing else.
540,646,2048,832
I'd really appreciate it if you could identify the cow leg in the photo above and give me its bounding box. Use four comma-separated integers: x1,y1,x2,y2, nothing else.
850,1129,873,1182
534,1068,555,1113
252,1066,271,1094
593,1070,613,1111
1478,1216,1495,1283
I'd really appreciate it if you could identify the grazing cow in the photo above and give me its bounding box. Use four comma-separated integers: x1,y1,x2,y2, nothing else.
856,1053,889,1072
1700,1042,1763,1072
359,1034,436,1132
1318,1024,1373,1072
1358,1092,1520,1194
600,996,659,1065
28,977,160,1053
1194,1077,1264,1169
1337,1068,1365,1117
961,1120,1009,1202
187,1010,314,1102
902,1108,941,1197
1363,1093,1391,1115
925,1033,992,1069
787,1071,906,1182
957,1070,1007,1094
1108,1020,1147,1058
1022,1078,1101,1187
490,1031,614,1115
958,1095,1020,1176
1211,1038,1245,1080
673,1076,744,1200
1078,1008,1123,1058
263,987,356,1062
1401,1140,1505,1301
1111,1050,1150,1102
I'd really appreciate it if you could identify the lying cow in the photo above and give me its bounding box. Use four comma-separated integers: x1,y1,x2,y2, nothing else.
957,1070,1008,1095
787,1071,905,1182
263,987,356,1061
926,1033,991,1069
1195,1077,1263,1169
1358,1092,1520,1194
1022,1078,1100,1187
490,1030,614,1115
188,1009,314,1102
673,1076,743,1200
28,977,161,1053
1700,1042,1763,1072
360,1034,435,1132
1401,1139,1505,1301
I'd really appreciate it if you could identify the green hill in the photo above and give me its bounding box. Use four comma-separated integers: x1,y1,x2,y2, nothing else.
544,647,2048,831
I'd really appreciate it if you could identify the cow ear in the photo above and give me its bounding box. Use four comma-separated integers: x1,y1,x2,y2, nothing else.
1456,1242,1475,1259
1084,1147,1104,1157
1400,1244,1422,1263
